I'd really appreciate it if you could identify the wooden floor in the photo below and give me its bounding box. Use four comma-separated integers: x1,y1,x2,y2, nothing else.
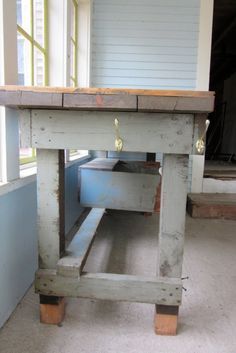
187,193,236,220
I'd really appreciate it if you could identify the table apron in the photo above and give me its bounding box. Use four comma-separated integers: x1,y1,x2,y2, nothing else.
27,110,194,154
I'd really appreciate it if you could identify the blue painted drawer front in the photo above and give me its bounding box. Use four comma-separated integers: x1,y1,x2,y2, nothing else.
80,167,161,212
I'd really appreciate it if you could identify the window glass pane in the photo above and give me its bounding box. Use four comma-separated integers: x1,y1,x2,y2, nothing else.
17,0,23,26
17,36,25,85
17,0,46,166
19,147,36,165
17,33,32,85
70,40,75,86
69,1,82,158
34,0,44,48
71,1,75,41
17,0,32,35
69,150,88,161
34,47,45,86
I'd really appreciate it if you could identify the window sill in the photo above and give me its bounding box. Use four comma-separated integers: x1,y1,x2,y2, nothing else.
20,165,37,178
0,173,36,196
66,154,91,168
0,154,91,196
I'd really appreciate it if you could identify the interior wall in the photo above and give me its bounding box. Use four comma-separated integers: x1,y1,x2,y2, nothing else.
91,0,200,89
0,182,37,328
0,159,89,328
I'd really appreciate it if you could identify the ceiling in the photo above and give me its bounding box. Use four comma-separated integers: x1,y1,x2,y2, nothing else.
210,0,236,87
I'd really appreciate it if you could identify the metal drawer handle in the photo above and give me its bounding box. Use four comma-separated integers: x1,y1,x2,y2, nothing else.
196,119,210,154
114,118,123,152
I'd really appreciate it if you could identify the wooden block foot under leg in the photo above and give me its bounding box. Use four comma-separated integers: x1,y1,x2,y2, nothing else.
154,305,179,335
40,295,65,325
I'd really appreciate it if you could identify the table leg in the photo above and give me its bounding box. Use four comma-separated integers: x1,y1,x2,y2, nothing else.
155,154,188,335
37,149,65,324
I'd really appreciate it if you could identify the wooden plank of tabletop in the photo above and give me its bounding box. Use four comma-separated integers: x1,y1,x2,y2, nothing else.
63,93,137,111
0,87,62,108
138,95,215,113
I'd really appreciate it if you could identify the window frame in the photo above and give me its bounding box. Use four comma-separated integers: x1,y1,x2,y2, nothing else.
17,0,49,86
17,0,49,166
70,0,78,87
0,0,19,183
68,0,89,161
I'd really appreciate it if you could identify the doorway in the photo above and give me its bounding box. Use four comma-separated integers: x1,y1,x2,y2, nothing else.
205,0,236,179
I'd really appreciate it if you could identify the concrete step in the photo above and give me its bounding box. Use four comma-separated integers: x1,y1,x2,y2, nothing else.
187,193,236,220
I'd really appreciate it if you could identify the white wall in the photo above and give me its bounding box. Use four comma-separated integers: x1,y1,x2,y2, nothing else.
91,0,200,89
192,0,214,193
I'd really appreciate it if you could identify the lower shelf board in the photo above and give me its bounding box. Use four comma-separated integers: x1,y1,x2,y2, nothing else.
57,208,105,278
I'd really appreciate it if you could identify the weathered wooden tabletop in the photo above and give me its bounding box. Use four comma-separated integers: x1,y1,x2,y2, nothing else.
0,85,215,113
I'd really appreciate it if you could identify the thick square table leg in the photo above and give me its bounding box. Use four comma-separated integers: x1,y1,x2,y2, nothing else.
40,295,65,325
155,154,188,335
37,149,65,324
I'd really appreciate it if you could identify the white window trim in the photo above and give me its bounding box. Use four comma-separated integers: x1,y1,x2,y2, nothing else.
191,0,214,193
196,0,214,91
66,153,91,167
65,0,91,162
78,0,91,87
0,0,91,187
0,0,19,183
0,153,91,197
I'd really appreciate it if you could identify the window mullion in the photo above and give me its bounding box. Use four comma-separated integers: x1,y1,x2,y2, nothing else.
44,0,49,85
18,0,48,169
74,1,78,86
30,0,34,85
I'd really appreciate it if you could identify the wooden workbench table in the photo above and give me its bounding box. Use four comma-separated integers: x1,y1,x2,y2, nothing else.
0,86,214,335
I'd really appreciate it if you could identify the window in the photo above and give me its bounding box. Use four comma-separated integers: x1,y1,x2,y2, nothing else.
70,0,78,87
17,0,48,165
68,0,88,161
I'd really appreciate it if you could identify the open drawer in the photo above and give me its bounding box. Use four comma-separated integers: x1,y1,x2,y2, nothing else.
80,158,161,212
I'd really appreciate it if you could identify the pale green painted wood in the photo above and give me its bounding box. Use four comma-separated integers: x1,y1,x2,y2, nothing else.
158,154,189,278
80,170,160,212
35,270,182,306
37,149,64,269
57,208,105,277
31,110,194,154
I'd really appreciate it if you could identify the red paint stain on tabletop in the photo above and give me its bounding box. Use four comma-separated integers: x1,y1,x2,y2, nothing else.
96,95,104,107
